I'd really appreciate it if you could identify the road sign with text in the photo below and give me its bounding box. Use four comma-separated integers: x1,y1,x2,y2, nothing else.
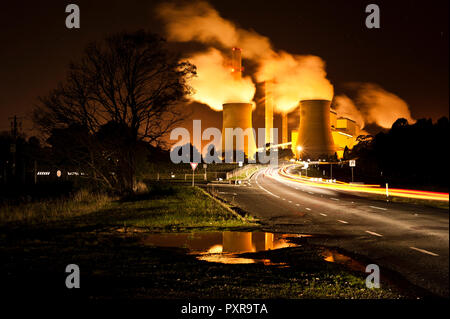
349,160,356,167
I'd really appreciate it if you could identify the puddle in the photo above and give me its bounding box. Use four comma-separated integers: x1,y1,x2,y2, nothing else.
321,249,366,272
141,231,308,265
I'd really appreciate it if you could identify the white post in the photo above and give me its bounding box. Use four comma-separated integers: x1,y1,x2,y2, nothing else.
386,183,389,198
192,172,194,187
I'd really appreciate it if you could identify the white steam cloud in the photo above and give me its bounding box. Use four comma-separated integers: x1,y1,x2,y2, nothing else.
335,83,415,129
157,1,333,113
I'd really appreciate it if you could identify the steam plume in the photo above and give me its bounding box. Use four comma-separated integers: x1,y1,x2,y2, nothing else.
335,83,415,129
334,95,365,128
157,1,333,112
187,49,256,111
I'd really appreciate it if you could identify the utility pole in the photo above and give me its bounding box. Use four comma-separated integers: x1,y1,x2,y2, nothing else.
8,115,23,179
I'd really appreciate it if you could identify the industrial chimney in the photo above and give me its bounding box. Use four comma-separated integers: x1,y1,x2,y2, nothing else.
264,80,274,145
231,47,242,81
281,112,288,148
297,99,336,159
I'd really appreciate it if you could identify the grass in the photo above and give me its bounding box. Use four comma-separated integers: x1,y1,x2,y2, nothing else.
0,184,255,230
105,185,257,230
0,189,112,225
229,165,261,181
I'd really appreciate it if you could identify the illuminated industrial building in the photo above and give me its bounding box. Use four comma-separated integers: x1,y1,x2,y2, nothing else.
291,104,360,159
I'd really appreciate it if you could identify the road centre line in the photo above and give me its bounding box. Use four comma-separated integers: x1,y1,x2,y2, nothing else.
369,206,388,211
365,230,383,237
409,246,439,256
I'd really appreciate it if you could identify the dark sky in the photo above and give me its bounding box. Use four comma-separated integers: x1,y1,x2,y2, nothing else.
0,0,448,137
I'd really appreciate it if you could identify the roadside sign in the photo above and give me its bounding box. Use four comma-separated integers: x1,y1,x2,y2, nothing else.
190,162,198,170
238,161,243,167
349,160,356,167
303,162,309,169
203,164,207,169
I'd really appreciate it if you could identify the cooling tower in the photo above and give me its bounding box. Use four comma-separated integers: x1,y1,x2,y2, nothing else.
222,102,257,161
297,99,336,159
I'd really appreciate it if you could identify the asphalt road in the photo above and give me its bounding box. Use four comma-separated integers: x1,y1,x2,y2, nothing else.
209,166,449,297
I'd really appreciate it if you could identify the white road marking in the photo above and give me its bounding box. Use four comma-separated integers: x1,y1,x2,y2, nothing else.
369,206,388,211
282,198,286,201
288,200,292,203
305,208,311,211
365,230,383,237
409,247,439,257
308,192,314,195
295,204,300,206
319,213,327,216
337,220,348,224
255,174,280,198
330,198,339,201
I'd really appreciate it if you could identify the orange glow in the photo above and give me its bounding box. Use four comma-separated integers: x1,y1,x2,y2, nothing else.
276,164,449,202
186,49,255,110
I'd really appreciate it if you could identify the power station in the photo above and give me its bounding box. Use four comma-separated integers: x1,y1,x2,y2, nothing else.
220,48,359,162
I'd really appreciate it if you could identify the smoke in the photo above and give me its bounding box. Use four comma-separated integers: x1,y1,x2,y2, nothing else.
335,83,415,129
156,1,272,60
156,1,333,112
334,95,365,128
256,52,333,113
186,48,256,111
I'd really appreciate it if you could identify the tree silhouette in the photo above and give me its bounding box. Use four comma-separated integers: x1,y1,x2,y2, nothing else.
34,30,196,193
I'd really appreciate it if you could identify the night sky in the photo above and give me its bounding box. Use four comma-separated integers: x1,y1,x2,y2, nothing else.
0,0,448,139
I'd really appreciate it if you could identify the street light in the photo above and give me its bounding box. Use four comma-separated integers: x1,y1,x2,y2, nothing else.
296,145,303,161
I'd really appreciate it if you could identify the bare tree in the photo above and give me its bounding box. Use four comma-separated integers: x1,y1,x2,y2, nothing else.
34,30,195,193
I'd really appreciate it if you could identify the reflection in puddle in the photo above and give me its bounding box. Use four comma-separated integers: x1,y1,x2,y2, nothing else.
321,249,366,272
141,232,308,265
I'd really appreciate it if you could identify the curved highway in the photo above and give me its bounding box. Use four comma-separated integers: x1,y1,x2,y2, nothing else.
210,166,449,297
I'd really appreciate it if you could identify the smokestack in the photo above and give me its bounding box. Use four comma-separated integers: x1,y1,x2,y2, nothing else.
231,47,242,81
281,112,288,148
297,99,336,159
265,80,274,145
222,103,257,161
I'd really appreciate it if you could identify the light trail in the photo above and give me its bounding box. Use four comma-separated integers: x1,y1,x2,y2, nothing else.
274,164,449,202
